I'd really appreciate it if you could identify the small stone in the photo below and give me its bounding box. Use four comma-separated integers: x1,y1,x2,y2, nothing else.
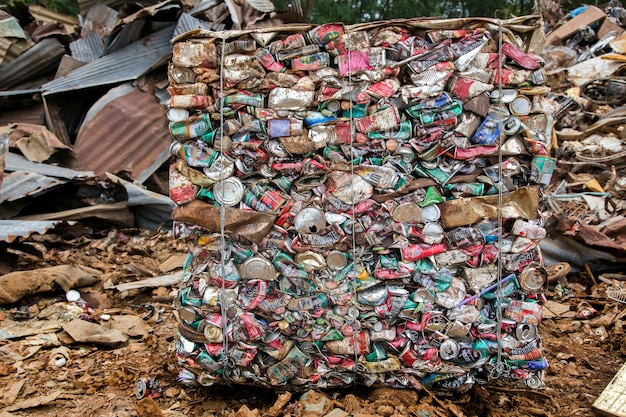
376,405,394,417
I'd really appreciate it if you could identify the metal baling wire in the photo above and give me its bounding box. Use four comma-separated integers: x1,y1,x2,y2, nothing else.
493,17,507,380
346,26,363,379
218,33,231,382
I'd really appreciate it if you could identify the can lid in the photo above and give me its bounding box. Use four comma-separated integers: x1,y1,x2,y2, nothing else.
421,204,441,222
295,251,326,271
423,222,444,243
169,141,182,156
214,177,244,207
394,145,416,163
240,255,276,280
178,306,199,325
203,324,224,343
525,373,543,389
326,250,348,270
490,88,518,104
519,262,547,292
439,339,460,360
324,100,341,113
294,207,327,234
515,323,537,342
135,378,147,399
66,289,81,302
268,140,289,158
502,115,522,135
167,107,189,122
392,203,422,224
509,95,532,116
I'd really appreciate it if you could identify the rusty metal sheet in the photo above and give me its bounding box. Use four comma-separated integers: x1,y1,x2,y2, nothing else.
0,171,66,204
0,220,72,243
0,16,27,38
439,186,541,229
72,86,171,183
41,25,174,95
4,152,94,179
171,199,276,244
0,37,65,90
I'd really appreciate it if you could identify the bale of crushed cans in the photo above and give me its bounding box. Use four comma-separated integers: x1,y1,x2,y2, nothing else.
168,16,556,391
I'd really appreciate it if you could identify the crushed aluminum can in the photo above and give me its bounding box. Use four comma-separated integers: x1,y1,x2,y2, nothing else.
240,256,276,280
135,377,162,399
439,339,460,360
529,155,557,188
294,207,327,234
501,42,540,70
355,105,400,134
510,219,547,240
268,88,315,110
515,323,538,343
213,177,244,207
392,203,422,224
509,95,532,116
518,262,547,293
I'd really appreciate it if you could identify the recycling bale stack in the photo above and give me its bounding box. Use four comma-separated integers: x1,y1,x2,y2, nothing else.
168,16,555,391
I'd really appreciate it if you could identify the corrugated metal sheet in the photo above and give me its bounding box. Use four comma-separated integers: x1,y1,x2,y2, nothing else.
72,86,171,182
4,152,95,179
0,16,27,38
0,171,66,203
69,31,105,63
174,12,225,38
0,220,70,243
0,103,45,126
41,25,175,95
0,38,65,90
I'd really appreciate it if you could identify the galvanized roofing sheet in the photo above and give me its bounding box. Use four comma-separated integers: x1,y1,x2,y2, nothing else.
41,25,175,95
69,31,105,63
0,16,27,38
174,12,225,38
0,37,65,90
0,171,66,204
4,152,95,179
72,86,171,183
0,219,71,243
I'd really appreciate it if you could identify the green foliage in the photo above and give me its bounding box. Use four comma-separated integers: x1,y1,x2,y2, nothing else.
2,0,79,16
276,0,544,23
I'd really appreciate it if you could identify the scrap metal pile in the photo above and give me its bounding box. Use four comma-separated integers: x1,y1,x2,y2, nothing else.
167,17,555,391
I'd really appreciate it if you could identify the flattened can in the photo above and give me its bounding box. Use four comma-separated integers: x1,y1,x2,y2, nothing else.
392,203,422,224
509,95,532,116
511,219,546,240
213,177,244,207
326,250,348,270
529,155,557,188
355,106,400,133
240,256,276,280
308,23,345,46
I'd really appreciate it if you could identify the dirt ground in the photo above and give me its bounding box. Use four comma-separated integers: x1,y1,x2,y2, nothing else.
1,227,624,417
